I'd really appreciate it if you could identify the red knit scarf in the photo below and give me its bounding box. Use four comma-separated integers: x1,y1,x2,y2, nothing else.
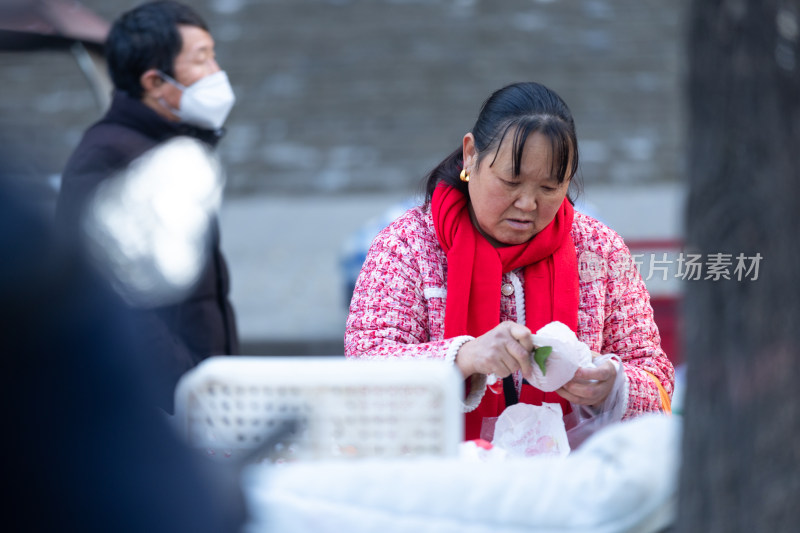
431,184,579,440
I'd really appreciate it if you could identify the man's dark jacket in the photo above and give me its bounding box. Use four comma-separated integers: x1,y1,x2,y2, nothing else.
57,91,239,411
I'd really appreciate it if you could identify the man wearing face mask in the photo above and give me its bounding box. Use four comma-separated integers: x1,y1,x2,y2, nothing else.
57,0,239,412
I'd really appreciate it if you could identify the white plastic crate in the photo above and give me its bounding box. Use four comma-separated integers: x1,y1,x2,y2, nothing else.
174,356,464,462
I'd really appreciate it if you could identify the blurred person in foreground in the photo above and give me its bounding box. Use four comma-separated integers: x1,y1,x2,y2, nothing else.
1,155,244,531
56,0,239,412
346,82,674,441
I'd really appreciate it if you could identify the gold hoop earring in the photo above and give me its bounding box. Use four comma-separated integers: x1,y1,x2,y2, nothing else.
460,169,470,182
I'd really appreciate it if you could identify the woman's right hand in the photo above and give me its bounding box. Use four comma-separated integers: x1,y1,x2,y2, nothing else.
455,321,534,380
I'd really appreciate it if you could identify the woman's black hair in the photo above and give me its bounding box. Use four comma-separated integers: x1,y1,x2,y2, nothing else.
106,1,210,99
423,82,581,204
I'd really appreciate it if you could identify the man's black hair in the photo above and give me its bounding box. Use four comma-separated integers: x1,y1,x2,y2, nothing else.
106,1,209,99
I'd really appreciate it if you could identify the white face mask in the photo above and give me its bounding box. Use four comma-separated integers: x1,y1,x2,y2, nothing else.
158,70,236,130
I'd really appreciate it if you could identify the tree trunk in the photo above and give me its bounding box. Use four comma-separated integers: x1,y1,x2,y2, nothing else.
677,0,800,531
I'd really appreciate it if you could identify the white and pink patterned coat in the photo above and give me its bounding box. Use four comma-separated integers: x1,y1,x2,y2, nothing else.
345,205,674,418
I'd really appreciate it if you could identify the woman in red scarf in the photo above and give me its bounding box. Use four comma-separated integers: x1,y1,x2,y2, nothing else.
346,82,673,441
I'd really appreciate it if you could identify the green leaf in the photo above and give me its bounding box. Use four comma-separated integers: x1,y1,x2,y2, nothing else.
533,346,552,375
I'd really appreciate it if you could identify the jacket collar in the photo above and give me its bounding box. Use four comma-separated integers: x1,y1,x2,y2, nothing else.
103,91,224,148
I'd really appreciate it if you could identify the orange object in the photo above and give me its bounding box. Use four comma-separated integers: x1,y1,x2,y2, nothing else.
644,371,672,414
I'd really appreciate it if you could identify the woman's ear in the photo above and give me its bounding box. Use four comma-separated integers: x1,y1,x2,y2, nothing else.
462,133,477,172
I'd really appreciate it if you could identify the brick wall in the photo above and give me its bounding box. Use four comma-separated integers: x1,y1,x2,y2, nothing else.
1,0,688,196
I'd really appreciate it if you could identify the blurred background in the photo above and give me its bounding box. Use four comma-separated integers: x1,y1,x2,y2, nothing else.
0,0,688,359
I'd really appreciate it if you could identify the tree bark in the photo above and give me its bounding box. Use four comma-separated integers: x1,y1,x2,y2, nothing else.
677,0,800,531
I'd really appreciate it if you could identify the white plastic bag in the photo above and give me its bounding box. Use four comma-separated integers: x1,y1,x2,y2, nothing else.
565,354,628,449
491,403,570,458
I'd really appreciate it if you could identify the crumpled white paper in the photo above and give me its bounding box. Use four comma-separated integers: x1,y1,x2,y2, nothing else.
524,321,593,392
491,403,570,458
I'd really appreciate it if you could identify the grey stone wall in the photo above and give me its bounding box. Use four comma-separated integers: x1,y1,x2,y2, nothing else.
1,0,688,196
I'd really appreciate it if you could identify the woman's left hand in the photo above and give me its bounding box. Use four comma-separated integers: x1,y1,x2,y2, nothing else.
556,352,617,407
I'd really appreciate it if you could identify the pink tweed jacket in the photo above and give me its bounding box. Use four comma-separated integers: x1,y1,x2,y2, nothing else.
345,205,674,418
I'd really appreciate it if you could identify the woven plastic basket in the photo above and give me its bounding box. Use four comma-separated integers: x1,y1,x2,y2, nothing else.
174,356,464,462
